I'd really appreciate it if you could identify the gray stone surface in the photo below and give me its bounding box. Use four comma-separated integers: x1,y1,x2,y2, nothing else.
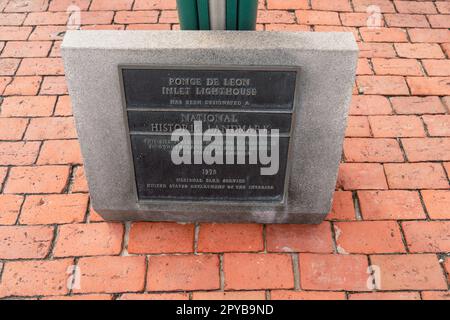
62,30,358,224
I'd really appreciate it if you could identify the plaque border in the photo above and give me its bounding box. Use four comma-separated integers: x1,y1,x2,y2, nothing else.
118,64,301,207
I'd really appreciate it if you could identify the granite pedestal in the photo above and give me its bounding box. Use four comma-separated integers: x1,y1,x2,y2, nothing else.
62,31,358,224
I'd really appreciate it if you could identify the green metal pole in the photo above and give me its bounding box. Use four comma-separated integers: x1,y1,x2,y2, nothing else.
226,0,238,30
176,0,199,30
197,0,210,30
238,0,258,30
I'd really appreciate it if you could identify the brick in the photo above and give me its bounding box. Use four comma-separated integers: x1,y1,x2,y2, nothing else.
0,141,40,165
0,195,23,225
370,254,447,290
148,255,220,291
54,95,72,116
134,0,177,10
77,11,114,25
74,256,146,294
257,10,295,24
4,76,42,96
90,0,133,10
265,24,310,31
327,191,356,221
358,43,396,58
128,222,194,254
384,163,449,189
54,222,124,257
403,221,450,253
0,225,54,259
444,96,450,109
224,253,293,290
267,0,309,9
337,163,388,190
192,291,266,300
394,1,437,14
356,58,372,75
391,96,445,114
0,58,20,75
40,76,68,95
358,190,425,220
341,12,384,27
114,11,159,24
408,77,450,96
5,0,48,12
345,116,371,137
384,14,429,28
0,118,28,140
48,0,91,11
436,2,450,14
352,0,396,13
422,190,450,219
335,221,405,254
372,58,422,76
357,76,409,95
422,291,450,300
120,293,189,300
71,166,89,192
0,167,7,190
360,27,408,43
50,41,62,57
369,116,425,137
403,138,450,161
20,194,89,225
1,41,52,57
126,23,172,30
0,96,56,117
444,162,450,177
395,43,445,59
5,165,70,194
0,27,32,40
266,223,333,253
344,138,404,162
0,13,26,25
42,294,113,300
409,28,450,43
159,10,178,23
37,139,82,165
350,95,392,115
29,26,67,41
295,10,340,25
81,24,126,30
196,223,264,254
271,290,346,300
299,254,369,291
427,15,450,28
349,292,420,300
0,76,10,94
17,58,65,76
24,11,68,25
25,117,77,140
311,0,351,12
0,259,72,298
422,115,450,136
88,207,104,222
422,60,450,77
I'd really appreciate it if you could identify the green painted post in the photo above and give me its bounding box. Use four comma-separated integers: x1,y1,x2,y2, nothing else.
238,0,258,30
197,0,210,30
176,0,199,30
226,0,238,30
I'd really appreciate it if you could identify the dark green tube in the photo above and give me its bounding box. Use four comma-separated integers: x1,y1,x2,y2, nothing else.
226,0,238,30
197,0,210,30
176,0,199,30
238,0,258,30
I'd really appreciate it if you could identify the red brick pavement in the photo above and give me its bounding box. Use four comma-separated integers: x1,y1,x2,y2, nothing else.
0,0,449,300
